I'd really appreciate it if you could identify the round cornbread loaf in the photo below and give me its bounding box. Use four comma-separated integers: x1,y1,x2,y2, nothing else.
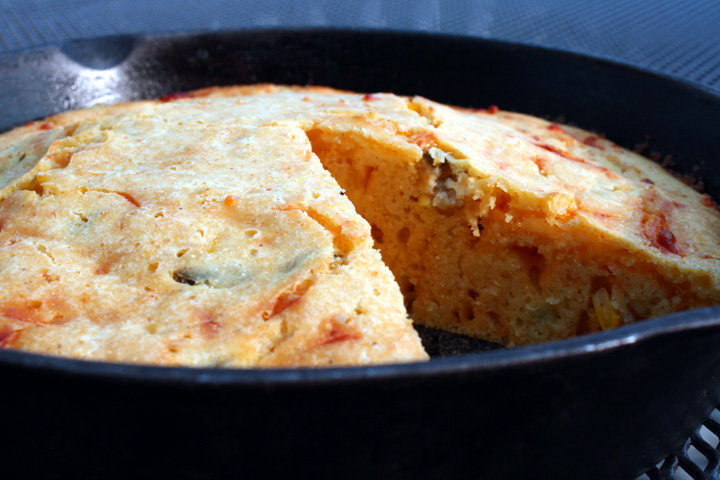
1,85,719,366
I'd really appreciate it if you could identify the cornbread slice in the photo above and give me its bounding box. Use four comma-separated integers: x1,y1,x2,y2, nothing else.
179,85,720,345
0,96,427,367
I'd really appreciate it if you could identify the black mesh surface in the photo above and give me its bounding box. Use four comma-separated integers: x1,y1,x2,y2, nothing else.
640,412,720,480
0,1,719,479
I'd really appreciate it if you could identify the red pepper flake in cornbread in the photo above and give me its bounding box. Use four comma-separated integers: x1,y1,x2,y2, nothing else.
316,315,361,347
657,229,679,254
582,135,605,150
262,279,313,320
474,105,500,114
700,195,720,213
199,311,221,338
23,120,53,130
362,94,378,101
0,325,18,347
2,305,44,324
529,155,549,175
535,142,618,178
642,214,679,254
547,124,565,133
536,143,586,162
410,131,438,151
117,192,141,207
160,91,195,102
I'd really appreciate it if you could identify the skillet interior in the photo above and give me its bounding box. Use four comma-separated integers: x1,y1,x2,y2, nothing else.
1,30,720,480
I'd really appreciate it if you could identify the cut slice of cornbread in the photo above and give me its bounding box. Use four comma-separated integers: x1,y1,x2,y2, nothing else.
0,94,427,367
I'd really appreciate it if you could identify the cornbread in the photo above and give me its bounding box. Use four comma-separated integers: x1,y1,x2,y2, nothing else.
0,87,427,367
1,85,719,367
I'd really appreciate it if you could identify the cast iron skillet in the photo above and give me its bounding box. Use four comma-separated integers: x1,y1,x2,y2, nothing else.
1,30,720,480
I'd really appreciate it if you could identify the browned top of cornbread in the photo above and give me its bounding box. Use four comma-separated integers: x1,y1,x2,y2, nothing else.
0,86,428,367
167,86,720,288
408,98,720,289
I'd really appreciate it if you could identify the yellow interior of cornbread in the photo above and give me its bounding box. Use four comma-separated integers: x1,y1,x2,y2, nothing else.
307,127,712,345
